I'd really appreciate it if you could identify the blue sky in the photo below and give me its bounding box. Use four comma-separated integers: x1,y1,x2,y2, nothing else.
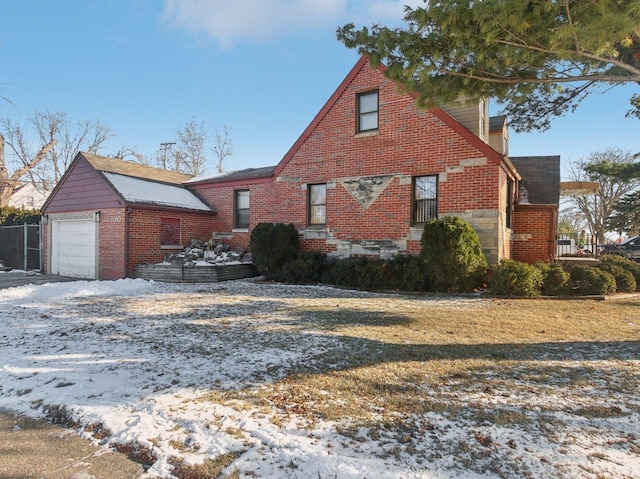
2,0,638,180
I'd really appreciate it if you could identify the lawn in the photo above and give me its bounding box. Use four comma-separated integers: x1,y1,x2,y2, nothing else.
1,278,638,478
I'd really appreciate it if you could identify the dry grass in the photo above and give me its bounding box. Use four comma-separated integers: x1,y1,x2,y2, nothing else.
196,296,640,431
91,287,640,477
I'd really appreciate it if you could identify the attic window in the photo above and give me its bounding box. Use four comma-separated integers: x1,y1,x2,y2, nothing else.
357,90,379,133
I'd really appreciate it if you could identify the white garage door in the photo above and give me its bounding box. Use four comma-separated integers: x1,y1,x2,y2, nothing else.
51,220,96,279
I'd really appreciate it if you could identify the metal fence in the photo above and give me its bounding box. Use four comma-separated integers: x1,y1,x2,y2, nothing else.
0,223,42,270
556,233,600,258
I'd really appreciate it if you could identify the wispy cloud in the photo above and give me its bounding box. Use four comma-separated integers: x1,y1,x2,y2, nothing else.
160,0,425,47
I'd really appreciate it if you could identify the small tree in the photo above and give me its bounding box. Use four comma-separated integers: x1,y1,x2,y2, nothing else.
420,216,487,292
1,110,112,206
608,191,640,235
566,149,639,241
212,124,234,174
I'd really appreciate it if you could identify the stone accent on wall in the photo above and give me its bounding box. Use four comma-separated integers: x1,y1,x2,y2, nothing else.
460,158,488,167
330,239,403,260
444,209,500,264
339,175,394,209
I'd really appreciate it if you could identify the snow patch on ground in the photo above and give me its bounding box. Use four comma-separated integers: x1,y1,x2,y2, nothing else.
1,279,638,478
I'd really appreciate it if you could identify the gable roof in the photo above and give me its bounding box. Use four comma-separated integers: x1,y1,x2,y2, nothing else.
82,152,192,185
273,56,504,177
42,152,213,213
102,172,212,211
510,156,560,205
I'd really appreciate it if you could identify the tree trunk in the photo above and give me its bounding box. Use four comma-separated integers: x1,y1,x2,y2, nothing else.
0,133,57,207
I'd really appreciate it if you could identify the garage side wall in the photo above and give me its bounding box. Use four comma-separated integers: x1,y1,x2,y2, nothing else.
98,208,127,280
126,208,215,276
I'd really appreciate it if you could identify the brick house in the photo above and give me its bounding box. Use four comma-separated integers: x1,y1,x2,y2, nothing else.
42,56,559,279
41,152,214,279
188,56,558,265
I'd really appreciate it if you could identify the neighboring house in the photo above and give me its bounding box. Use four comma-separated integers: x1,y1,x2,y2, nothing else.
188,56,558,265
8,183,50,209
42,56,560,280
41,152,214,279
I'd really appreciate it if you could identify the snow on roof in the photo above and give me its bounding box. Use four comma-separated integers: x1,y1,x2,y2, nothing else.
103,172,212,211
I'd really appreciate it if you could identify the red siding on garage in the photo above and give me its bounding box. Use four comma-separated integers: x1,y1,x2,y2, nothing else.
44,157,123,212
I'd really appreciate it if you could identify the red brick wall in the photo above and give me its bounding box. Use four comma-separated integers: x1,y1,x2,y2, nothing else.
97,208,127,280
191,60,505,258
126,207,215,276
512,205,558,263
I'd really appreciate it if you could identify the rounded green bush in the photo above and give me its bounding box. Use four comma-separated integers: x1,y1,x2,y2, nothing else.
420,216,488,292
570,265,617,296
599,255,640,291
597,264,637,293
489,260,543,297
536,262,571,296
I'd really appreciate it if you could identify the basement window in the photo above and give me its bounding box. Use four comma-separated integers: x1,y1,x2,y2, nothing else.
161,217,181,247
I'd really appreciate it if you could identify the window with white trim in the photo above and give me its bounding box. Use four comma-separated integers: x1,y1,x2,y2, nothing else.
357,90,379,133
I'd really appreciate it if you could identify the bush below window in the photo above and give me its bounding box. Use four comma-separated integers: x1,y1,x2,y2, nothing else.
420,216,488,292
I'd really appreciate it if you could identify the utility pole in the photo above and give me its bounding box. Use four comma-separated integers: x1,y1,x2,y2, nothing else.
159,142,176,169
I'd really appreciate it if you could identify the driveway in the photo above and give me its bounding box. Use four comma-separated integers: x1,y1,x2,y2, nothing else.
0,270,79,290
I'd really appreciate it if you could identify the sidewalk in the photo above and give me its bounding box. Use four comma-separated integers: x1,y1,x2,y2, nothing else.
0,409,143,478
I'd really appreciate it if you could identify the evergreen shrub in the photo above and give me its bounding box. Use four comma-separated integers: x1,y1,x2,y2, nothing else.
597,264,636,293
0,206,41,226
249,222,299,279
276,251,328,284
535,262,571,296
598,255,640,291
489,260,543,297
570,265,617,296
420,216,487,292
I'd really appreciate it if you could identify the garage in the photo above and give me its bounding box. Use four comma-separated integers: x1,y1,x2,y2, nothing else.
50,219,97,279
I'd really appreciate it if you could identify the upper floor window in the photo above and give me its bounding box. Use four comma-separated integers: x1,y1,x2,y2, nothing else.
357,90,379,133
413,175,438,224
308,183,327,225
235,190,250,229
479,97,487,140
